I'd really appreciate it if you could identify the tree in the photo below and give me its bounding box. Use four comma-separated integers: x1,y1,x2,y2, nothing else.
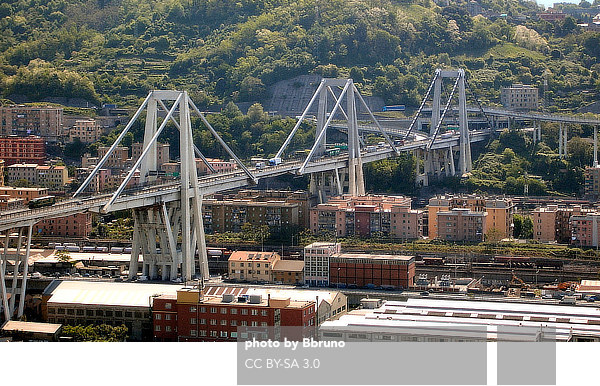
61,324,128,342
513,214,523,239
522,216,534,239
485,228,503,243
241,223,271,244
247,103,266,123
55,249,76,266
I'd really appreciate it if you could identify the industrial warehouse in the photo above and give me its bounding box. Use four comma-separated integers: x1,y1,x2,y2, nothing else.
319,298,600,342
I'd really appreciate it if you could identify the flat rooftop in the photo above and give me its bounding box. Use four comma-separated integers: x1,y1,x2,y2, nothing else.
44,280,184,308
332,253,414,262
320,297,600,341
2,321,62,335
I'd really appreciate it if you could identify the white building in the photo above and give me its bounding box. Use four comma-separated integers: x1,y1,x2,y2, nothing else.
303,242,341,286
320,298,600,342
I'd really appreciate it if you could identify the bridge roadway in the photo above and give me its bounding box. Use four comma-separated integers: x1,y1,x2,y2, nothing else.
0,130,490,231
417,106,600,125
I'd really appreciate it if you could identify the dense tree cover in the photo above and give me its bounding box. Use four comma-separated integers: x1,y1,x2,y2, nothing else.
364,153,417,195
462,126,591,195
87,102,315,161
61,324,129,342
0,0,598,112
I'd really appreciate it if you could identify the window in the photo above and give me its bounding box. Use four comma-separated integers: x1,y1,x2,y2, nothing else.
220,331,228,338
210,331,217,337
200,307,206,313
191,318,197,325
261,310,268,317
261,322,267,327
210,319,217,325
230,308,237,315
155,325,161,332
165,326,172,332
231,332,238,338
241,309,248,315
190,330,197,337
190,306,197,312
230,320,237,326
221,308,227,314
165,303,172,310
200,330,207,337
241,321,248,326
221,320,227,326
251,309,258,316
200,319,206,325
155,314,162,320
251,321,258,327
165,314,172,321
210,307,217,313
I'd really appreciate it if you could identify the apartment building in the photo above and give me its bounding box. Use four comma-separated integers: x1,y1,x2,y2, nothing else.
533,205,585,243
304,242,342,287
132,142,170,169
7,163,38,184
500,84,539,110
196,158,238,175
0,105,63,141
437,208,487,242
570,213,600,247
35,165,68,188
0,186,48,203
0,159,4,186
428,194,513,240
33,213,93,237
203,199,300,234
7,163,68,188
69,119,102,143
226,189,311,228
228,251,281,282
309,195,423,239
97,146,130,169
0,136,45,165
584,166,600,199
153,287,316,342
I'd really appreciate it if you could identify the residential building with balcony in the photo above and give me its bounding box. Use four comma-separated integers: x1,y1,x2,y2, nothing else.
68,119,102,143
33,213,93,237
437,208,487,242
0,105,63,141
203,199,299,234
428,194,513,240
0,136,45,165
309,195,422,239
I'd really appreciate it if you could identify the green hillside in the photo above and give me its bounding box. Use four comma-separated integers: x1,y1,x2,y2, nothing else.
0,0,599,111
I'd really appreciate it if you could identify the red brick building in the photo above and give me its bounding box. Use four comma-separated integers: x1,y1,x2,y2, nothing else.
153,288,316,342
33,213,93,237
0,136,45,165
330,253,415,289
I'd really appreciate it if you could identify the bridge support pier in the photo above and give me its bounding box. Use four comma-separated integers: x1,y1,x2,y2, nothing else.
594,126,598,167
310,168,347,202
0,224,34,321
559,123,568,158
